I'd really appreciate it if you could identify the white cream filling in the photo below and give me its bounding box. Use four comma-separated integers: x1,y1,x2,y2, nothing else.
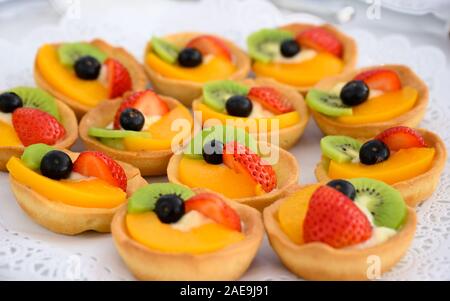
0,112,12,125
248,101,274,118
273,49,317,64
330,82,384,100
170,210,213,232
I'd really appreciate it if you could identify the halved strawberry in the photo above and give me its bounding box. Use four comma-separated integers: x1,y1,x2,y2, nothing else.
72,151,127,191
186,35,232,61
303,185,372,248
247,86,294,114
354,69,401,92
222,141,276,193
12,108,65,146
113,90,169,129
105,58,132,98
185,192,241,231
296,27,342,57
375,126,426,151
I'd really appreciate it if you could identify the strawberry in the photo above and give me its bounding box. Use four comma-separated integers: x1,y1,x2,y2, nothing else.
222,141,276,193
354,69,401,92
375,126,426,151
105,58,132,99
113,90,169,129
73,151,127,191
247,86,294,114
303,185,372,248
186,35,232,61
12,108,65,146
185,192,241,231
296,27,342,57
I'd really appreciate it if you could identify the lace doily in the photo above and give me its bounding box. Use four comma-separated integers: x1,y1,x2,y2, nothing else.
0,0,449,280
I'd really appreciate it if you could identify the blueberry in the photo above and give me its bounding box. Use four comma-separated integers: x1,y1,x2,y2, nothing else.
74,56,101,80
280,39,300,58
327,179,356,200
225,95,253,117
340,80,369,106
40,150,73,180
155,194,185,224
178,48,202,67
120,108,145,131
359,139,390,165
202,139,223,165
0,92,23,113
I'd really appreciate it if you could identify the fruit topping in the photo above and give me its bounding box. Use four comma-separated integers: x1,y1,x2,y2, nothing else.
202,139,223,165
21,143,55,170
320,135,362,163
151,37,180,64
57,42,106,67
185,192,241,231
8,87,59,120
203,80,249,112
374,126,426,151
12,108,65,146
0,92,23,113
223,141,276,193
154,194,185,224
247,29,295,63
248,86,293,114
74,56,101,80
327,179,356,200
303,185,372,248
88,127,150,139
280,39,300,58
119,108,145,131
306,89,352,117
40,150,73,180
178,48,203,67
73,151,127,191
105,58,132,98
186,35,232,61
225,95,253,117
339,80,369,106
296,27,342,57
354,69,401,92
359,139,390,165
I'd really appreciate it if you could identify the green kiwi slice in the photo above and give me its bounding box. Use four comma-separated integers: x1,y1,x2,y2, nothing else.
306,89,353,117
88,127,151,139
57,42,107,67
8,87,60,120
320,135,362,163
98,138,125,150
350,178,407,230
151,36,180,64
21,143,55,170
247,29,294,63
128,183,195,213
203,80,249,111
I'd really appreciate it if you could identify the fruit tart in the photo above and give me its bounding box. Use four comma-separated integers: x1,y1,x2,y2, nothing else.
79,89,194,176
0,87,77,171
264,178,416,280
191,78,309,149
112,183,263,280
167,125,299,211
247,23,357,93
34,39,147,118
144,33,251,106
6,144,146,235
306,65,428,138
315,126,446,206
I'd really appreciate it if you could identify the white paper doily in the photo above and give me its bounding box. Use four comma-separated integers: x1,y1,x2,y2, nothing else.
0,0,449,280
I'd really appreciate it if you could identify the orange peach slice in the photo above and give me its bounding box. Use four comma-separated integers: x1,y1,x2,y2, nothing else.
0,121,21,147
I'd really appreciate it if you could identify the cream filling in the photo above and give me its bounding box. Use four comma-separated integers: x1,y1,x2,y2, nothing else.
248,101,274,118
330,82,383,99
170,210,213,232
67,171,92,181
273,49,317,64
104,114,161,131
0,112,13,125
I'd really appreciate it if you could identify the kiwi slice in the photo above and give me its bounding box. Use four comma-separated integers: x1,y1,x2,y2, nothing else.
306,89,353,117
8,87,59,120
320,135,362,163
57,42,107,67
247,29,294,63
21,143,55,170
99,138,125,150
203,80,249,111
350,178,407,230
88,127,151,139
128,183,195,213
151,36,180,64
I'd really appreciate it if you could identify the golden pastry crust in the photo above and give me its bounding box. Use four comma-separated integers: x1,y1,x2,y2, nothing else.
167,143,299,211
314,129,447,207
191,77,310,150
79,94,194,176
8,150,147,235
263,184,417,280
310,64,429,138
111,188,264,280
144,32,251,106
34,39,148,119
252,23,358,94
0,99,78,171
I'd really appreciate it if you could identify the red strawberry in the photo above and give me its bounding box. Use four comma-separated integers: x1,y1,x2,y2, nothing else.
222,141,276,193
105,58,132,98
12,108,65,146
303,185,372,248
73,151,127,191
354,69,401,92
113,90,169,129
248,86,294,114
375,126,426,151
186,35,232,61
296,27,342,57
185,192,241,231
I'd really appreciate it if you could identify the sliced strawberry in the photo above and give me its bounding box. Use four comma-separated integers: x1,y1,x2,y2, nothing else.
222,141,276,193
248,86,294,114
105,58,132,99
73,151,127,191
185,192,241,231
186,35,232,61
303,185,372,248
296,27,342,57
375,126,426,151
354,69,401,92
12,108,65,146
113,90,169,129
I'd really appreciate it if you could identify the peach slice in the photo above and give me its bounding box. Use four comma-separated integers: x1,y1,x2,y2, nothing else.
0,121,21,147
